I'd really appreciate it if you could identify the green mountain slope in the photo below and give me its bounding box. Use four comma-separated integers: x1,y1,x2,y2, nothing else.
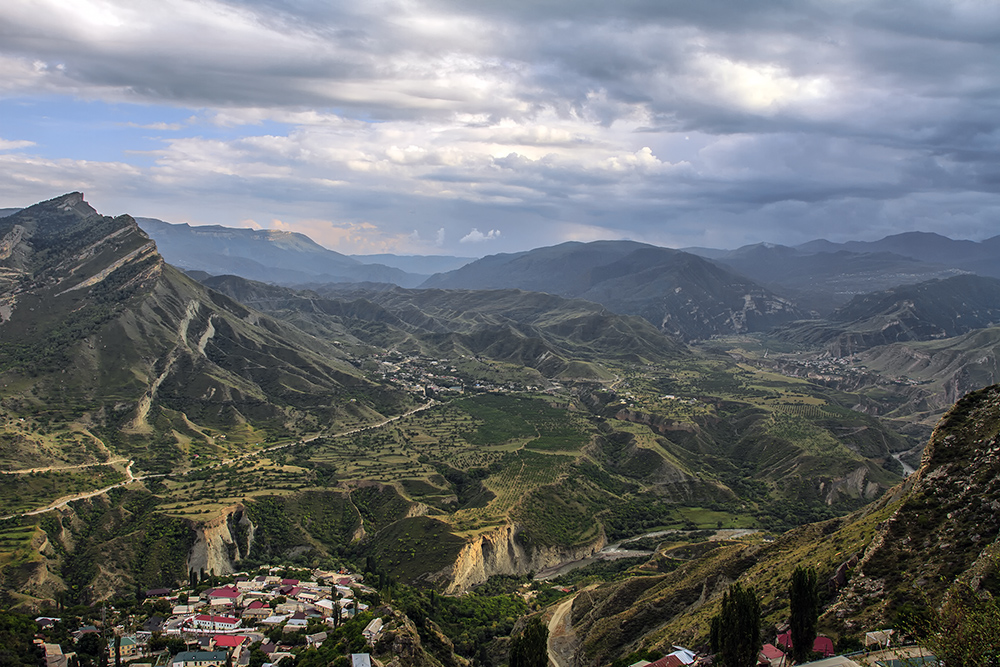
421,241,803,340
201,276,686,379
0,194,411,473
777,274,1000,355
561,384,1000,666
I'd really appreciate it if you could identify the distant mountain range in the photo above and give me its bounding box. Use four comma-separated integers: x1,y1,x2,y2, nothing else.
136,217,430,287
350,253,475,275
685,232,1000,313
777,274,1000,355
421,241,804,340
12,202,1000,339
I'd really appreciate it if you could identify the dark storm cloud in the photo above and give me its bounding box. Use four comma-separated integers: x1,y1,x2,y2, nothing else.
2,0,1000,252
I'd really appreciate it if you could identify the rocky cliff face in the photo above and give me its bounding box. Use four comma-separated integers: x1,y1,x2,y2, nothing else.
186,505,255,577
560,384,1000,666
825,384,1000,631
440,523,605,593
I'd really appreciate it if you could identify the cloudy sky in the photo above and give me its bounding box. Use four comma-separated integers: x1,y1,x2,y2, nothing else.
1,0,998,256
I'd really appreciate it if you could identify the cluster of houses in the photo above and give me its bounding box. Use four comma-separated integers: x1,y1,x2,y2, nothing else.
35,567,385,667
627,629,916,667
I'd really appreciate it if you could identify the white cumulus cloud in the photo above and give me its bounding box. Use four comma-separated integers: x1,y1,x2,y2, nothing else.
460,228,501,243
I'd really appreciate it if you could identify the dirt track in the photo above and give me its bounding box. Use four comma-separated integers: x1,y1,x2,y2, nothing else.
548,594,578,667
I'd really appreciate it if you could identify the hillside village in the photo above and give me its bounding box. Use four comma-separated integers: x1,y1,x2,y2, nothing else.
33,566,385,667
25,560,942,667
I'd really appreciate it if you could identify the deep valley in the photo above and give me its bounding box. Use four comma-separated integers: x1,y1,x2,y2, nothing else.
2,194,999,667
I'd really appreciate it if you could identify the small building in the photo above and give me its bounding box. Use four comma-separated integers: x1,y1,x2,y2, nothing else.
172,651,228,667
668,648,696,665
211,635,249,651
315,599,337,619
777,633,836,658
351,655,372,667
306,631,327,647
646,656,684,667
362,617,383,644
192,614,241,632
759,644,784,667
73,626,100,642
864,629,895,649
111,636,140,658
794,658,862,667
260,615,288,627
142,615,165,633
242,600,271,622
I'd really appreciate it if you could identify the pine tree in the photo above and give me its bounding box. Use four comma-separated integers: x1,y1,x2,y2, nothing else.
716,582,760,667
789,566,820,664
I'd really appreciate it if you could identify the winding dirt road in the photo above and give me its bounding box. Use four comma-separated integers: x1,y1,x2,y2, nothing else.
548,593,579,667
0,457,127,475
1,400,438,520
0,460,142,521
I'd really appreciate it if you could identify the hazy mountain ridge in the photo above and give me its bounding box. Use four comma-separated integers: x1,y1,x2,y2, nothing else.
351,253,475,274
776,274,1000,355
421,241,804,340
137,216,428,288
798,230,1000,273
693,243,970,314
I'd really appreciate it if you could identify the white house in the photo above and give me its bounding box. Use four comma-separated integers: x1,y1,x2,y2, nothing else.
191,615,241,632
362,618,383,644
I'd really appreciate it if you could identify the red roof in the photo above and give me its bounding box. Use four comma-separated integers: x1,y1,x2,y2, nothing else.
776,633,835,657
208,586,240,598
213,635,249,648
813,636,835,657
281,579,299,586
194,614,239,624
647,657,684,667
760,644,784,660
336,578,353,586
247,600,267,609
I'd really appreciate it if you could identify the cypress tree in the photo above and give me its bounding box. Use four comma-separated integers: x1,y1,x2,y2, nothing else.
789,566,820,663
509,617,549,667
717,582,760,667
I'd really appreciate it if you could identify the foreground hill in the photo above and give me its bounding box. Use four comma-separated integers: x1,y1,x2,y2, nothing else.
560,384,1000,665
776,274,1000,355
0,194,411,473
137,217,426,287
421,241,803,340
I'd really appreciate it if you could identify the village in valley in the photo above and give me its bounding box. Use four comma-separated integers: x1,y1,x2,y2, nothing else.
28,559,932,667
34,566,385,667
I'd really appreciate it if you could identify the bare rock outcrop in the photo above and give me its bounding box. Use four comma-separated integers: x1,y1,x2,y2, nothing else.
440,523,605,593
186,505,255,577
